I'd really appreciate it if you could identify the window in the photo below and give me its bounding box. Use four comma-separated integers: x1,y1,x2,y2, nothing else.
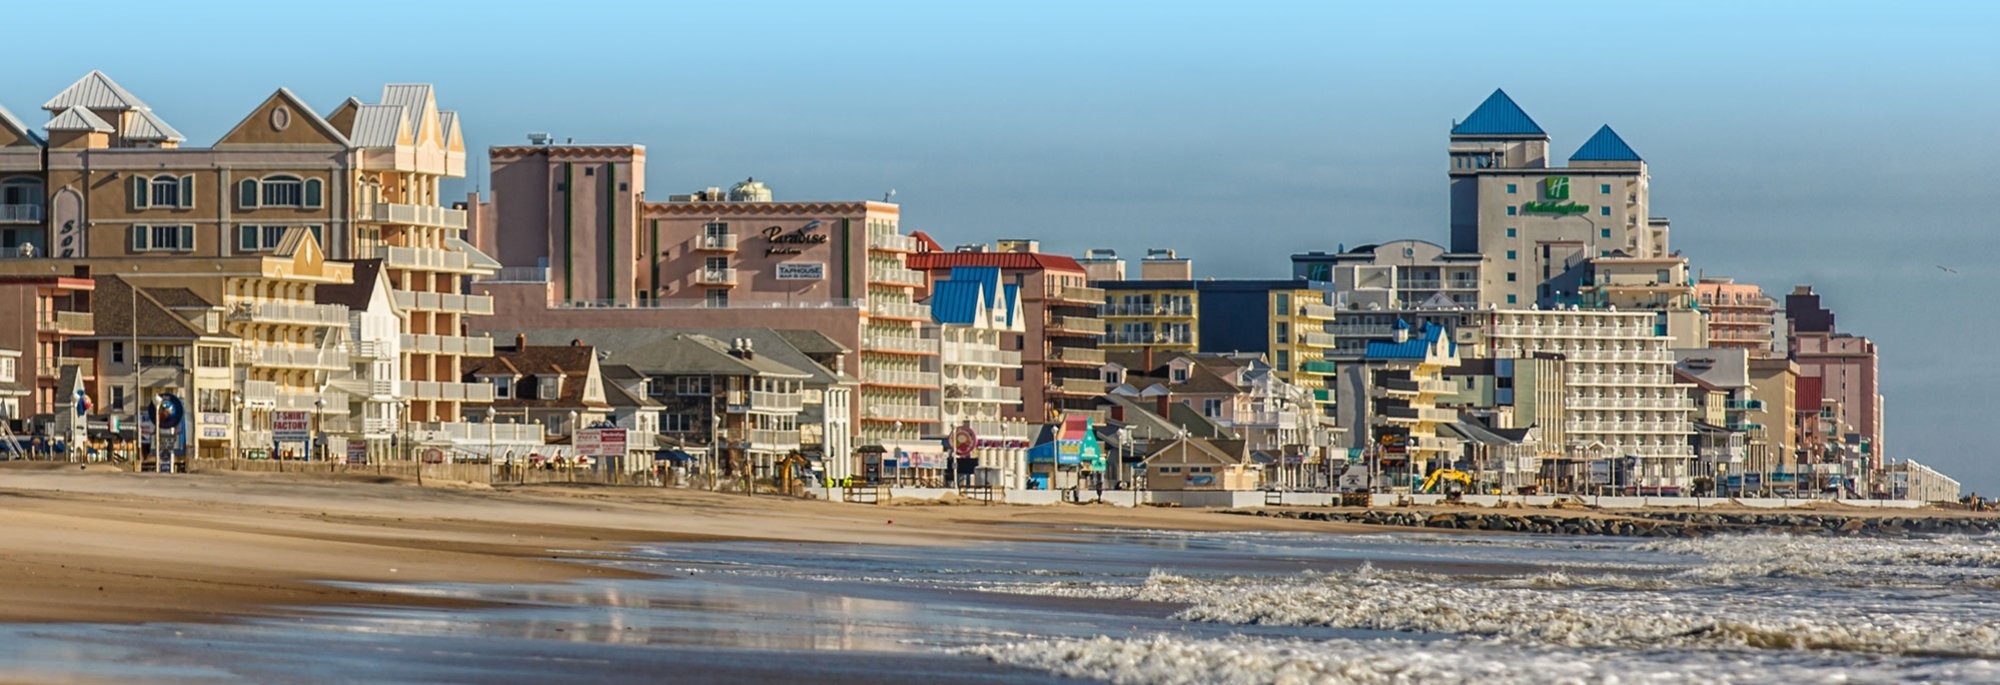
260,176,303,207
704,288,730,307
131,225,194,252
665,413,699,432
1506,228,1516,238
1601,228,1611,239
1600,206,1611,216
239,225,309,251
151,175,180,207
111,386,126,410
1172,366,1188,383
703,221,729,238
1506,206,1518,216
110,342,126,364
1506,183,1517,194
1275,322,1289,341
1507,295,1517,304
704,256,728,271
1506,250,1517,260
1014,368,1024,381
1273,293,1289,312
493,377,513,400
197,346,229,368
537,378,558,400
1276,351,1290,372
676,377,711,396
1202,399,1222,417
133,175,194,209
1600,184,1612,194
584,167,595,176
0,357,13,383
1506,272,1516,282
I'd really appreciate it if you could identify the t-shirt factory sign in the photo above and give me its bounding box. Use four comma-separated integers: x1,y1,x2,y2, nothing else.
763,219,830,256
1522,176,1588,216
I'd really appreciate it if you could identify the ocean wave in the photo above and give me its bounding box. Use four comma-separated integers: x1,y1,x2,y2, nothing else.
963,635,2000,685
1636,534,2000,584
1151,569,2000,658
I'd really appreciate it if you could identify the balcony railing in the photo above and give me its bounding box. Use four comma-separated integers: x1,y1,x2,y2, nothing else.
695,234,739,252
37,356,94,379
1047,346,1106,366
1047,315,1105,336
943,347,1021,367
870,267,925,286
391,291,495,316
866,370,939,388
1328,323,1393,337
229,301,350,327
966,420,1039,441
36,311,93,334
862,335,937,355
1052,376,1106,396
401,333,495,357
750,429,803,448
357,203,467,229
0,204,44,223
1049,285,1106,304
749,391,805,412
946,384,1022,402
867,232,918,253
478,266,549,283
695,268,738,286
869,300,930,320
1296,331,1336,347
247,346,349,370
1298,302,1339,319
400,380,498,403
864,404,938,422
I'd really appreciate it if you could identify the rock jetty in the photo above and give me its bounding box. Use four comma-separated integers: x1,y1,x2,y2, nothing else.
1234,508,2000,538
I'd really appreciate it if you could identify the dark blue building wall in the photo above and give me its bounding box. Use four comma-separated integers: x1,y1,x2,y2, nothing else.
1195,280,1326,355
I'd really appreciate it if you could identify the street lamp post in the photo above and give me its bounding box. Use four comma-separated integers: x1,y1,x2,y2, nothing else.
485,406,497,485
312,397,326,465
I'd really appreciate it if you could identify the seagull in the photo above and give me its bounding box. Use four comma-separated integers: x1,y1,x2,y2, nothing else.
1938,265,1959,274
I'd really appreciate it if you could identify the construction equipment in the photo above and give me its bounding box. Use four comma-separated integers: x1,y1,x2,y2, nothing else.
1419,468,1473,495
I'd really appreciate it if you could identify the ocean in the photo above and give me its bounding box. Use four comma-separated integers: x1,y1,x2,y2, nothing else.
3,530,1997,683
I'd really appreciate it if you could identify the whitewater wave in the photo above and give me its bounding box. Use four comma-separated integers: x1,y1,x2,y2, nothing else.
964,635,2000,685
1638,534,2000,585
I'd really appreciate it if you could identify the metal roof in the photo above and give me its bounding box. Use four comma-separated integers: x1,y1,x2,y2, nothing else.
929,280,984,325
44,106,113,133
348,104,407,147
1363,321,1454,360
0,103,43,146
123,108,184,142
380,84,433,140
1569,124,1643,162
42,70,148,112
1451,89,1546,137
438,110,460,146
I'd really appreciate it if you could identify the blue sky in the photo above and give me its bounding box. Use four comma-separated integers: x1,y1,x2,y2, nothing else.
4,1,1997,492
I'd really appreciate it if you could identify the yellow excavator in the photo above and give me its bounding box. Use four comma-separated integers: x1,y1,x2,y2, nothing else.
1419,468,1473,495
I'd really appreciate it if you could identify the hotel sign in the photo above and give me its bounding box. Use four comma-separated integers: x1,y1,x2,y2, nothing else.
776,262,825,280
763,220,830,256
1523,176,1588,215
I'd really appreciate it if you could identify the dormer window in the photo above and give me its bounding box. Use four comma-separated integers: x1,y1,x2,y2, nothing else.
538,377,559,400
493,377,513,400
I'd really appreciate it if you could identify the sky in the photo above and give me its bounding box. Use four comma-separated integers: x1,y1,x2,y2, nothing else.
3,1,1996,491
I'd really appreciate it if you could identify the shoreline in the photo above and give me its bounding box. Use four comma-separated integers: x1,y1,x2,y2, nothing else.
0,467,1985,625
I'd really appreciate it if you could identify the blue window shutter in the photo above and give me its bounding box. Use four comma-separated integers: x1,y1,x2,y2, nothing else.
130,225,146,252
238,179,259,209
132,176,150,210
304,179,323,208
239,225,257,252
179,176,195,209
179,225,193,250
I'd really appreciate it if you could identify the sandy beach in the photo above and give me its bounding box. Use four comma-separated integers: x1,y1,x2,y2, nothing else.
0,464,1373,624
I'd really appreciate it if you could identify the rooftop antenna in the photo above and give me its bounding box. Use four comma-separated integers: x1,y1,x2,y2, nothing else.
882,188,897,203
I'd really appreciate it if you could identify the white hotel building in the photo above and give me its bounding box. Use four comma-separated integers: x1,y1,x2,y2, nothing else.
929,266,1035,487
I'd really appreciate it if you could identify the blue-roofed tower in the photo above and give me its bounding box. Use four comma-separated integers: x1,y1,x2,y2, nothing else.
1568,125,1643,166
1449,89,1553,255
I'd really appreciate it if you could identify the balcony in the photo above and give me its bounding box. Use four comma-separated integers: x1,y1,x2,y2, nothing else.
943,347,1021,367
869,300,930,321
0,204,43,224
870,267,925,287
867,232,918,253
36,356,93,379
247,346,349,370
946,384,1022,403
241,380,277,406
1296,331,1336,347
1298,302,1339,319
863,403,938,422
357,203,467,230
1725,399,1767,411
1299,360,1338,374
867,369,940,388
1051,376,1106,396
229,301,350,327
1328,323,1393,338
1237,410,1300,427
1312,388,1332,402
1104,331,1192,346
1046,346,1106,366
695,268,738,286
1049,285,1106,305
36,311,92,335
750,390,805,412
966,420,1039,442
862,335,937,355
391,291,495,316
477,266,550,283
749,429,803,449
1046,315,1105,336
400,380,498,403
695,234,739,252
401,333,496,357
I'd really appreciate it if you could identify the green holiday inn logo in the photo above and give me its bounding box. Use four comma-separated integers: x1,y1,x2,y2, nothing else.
1544,176,1569,200
1523,176,1586,215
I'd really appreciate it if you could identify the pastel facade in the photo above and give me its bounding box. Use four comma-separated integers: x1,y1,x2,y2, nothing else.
907,248,1105,424
1695,278,1777,354
1785,285,1884,476
929,266,1034,487
1335,321,1461,487
1098,281,1197,352
1298,240,1487,309
0,275,95,417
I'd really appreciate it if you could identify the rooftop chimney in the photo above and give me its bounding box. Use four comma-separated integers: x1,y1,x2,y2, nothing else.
515,333,527,351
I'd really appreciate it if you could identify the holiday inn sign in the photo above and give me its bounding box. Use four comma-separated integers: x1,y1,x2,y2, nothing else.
1522,176,1588,215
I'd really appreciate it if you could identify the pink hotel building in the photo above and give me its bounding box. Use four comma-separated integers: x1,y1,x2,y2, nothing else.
467,143,938,449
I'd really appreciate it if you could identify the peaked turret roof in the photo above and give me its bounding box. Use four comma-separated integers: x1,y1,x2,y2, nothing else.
45,106,113,133
1569,124,1643,162
124,109,185,142
1451,89,1545,137
42,70,149,112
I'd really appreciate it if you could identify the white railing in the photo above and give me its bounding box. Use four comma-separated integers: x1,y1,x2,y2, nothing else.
1328,323,1393,337
241,380,278,405
1047,347,1106,365
947,384,1021,402
696,234,739,251
392,291,495,316
1054,377,1106,395
251,346,349,370
943,347,1021,367
864,404,937,421
750,429,802,448
863,335,936,354
232,301,349,327
1297,331,1337,346
867,370,939,387
555,298,866,310
1298,303,1339,318
696,268,738,285
357,203,467,229
868,232,917,252
400,380,497,403
0,204,43,222
1051,285,1106,303
966,420,1038,441
870,268,925,286
1047,316,1105,334
749,391,805,412
419,421,546,445
401,333,495,357
869,300,930,320
479,266,549,283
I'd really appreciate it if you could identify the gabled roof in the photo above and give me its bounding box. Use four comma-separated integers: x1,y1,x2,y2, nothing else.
0,104,44,147
123,109,184,142
141,287,215,309
1451,89,1545,137
45,106,113,133
905,251,1085,273
770,329,851,356
88,276,205,338
438,110,462,149
1364,321,1454,360
42,70,148,112
1569,124,1643,162
948,266,1001,302
348,104,409,147
316,259,385,310
380,84,435,141
929,280,985,325
516,329,822,382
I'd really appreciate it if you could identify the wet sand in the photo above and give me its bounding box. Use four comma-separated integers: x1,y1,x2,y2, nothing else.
0,465,1370,624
